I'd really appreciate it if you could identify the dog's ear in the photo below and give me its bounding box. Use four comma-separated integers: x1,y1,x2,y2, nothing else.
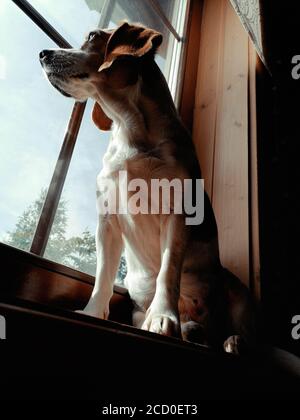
98,22,163,73
92,102,112,131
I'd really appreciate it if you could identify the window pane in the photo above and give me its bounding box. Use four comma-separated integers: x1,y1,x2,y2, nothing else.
40,1,185,281
1,1,187,280
43,100,108,277
43,100,127,282
20,0,187,283
29,0,105,47
0,0,75,252
28,0,181,77
97,0,181,77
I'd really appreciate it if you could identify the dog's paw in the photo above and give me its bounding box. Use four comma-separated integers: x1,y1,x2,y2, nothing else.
75,303,109,320
223,335,243,355
142,313,181,338
181,321,206,344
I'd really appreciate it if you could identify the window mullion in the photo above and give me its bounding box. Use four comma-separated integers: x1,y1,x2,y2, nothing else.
12,0,72,48
148,0,183,42
98,0,116,28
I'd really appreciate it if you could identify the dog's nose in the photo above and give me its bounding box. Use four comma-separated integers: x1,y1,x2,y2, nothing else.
39,50,53,60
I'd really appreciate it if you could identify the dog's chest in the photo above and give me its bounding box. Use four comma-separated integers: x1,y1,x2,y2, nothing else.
97,129,183,207
100,129,136,177
97,138,172,254
98,139,168,267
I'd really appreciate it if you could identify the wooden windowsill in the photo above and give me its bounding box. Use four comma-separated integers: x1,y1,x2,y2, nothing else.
0,242,132,325
0,242,126,292
0,297,212,355
1,295,298,400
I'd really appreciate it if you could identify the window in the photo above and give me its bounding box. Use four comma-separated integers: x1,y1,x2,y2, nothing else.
0,0,189,281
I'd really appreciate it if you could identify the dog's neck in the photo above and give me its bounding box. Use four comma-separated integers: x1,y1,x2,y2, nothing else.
94,59,185,150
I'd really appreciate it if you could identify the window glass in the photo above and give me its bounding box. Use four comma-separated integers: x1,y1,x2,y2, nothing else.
98,0,180,78
1,0,186,284
41,1,182,281
29,0,180,77
43,100,109,277
29,0,104,47
0,0,74,252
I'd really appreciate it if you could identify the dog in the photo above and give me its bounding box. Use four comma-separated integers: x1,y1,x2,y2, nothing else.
40,22,256,353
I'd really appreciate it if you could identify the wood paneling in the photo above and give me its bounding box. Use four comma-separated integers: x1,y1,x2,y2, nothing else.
213,0,249,284
249,41,260,299
193,0,225,198
193,0,258,288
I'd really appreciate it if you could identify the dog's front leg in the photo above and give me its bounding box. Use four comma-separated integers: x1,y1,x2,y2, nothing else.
80,215,122,319
142,214,186,338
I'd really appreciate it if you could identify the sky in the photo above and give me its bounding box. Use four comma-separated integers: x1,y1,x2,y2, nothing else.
0,0,171,260
0,0,109,247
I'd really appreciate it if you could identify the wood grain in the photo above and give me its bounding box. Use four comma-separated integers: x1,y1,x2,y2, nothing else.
248,40,261,298
193,0,225,198
179,0,203,131
213,0,249,284
193,0,251,286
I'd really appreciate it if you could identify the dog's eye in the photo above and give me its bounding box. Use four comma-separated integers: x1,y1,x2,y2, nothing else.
88,32,97,42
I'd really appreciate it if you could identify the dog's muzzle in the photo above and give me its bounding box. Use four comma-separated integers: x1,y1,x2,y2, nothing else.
39,49,53,61
39,49,73,97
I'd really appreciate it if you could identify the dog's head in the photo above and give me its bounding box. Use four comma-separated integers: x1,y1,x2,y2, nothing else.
40,22,162,130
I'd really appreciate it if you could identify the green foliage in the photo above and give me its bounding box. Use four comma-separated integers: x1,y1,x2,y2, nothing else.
116,254,127,286
61,229,97,276
5,188,127,282
6,188,50,252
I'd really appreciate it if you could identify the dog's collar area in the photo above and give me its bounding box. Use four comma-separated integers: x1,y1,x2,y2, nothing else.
52,83,72,97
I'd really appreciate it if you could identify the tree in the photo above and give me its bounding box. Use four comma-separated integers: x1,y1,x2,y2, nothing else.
116,254,127,285
5,188,127,282
63,229,97,276
5,188,67,253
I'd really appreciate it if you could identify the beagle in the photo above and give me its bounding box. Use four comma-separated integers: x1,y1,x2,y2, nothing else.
40,22,256,353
